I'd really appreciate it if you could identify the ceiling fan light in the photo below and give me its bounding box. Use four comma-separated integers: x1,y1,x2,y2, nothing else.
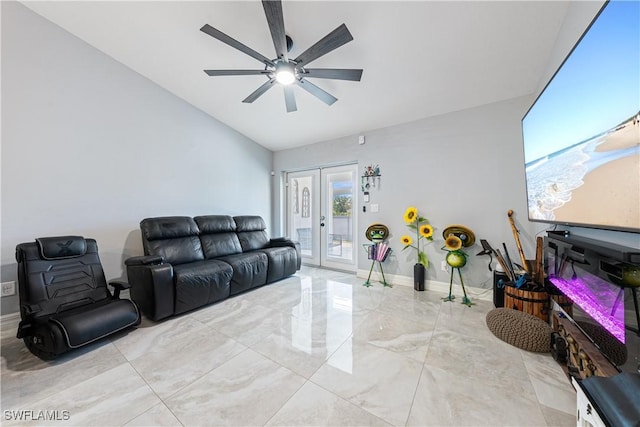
276,70,295,85
274,61,296,85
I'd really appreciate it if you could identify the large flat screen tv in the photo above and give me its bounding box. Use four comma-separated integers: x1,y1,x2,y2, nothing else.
522,0,640,233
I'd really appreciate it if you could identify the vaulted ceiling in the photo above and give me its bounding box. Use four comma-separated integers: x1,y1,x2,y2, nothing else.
21,1,571,151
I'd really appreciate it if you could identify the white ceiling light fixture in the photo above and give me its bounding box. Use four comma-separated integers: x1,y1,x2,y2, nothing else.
274,61,296,85
200,0,363,113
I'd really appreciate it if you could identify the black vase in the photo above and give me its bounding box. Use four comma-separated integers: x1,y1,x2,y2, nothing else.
414,263,425,291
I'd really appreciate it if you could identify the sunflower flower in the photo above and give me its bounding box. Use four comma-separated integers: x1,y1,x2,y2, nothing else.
401,207,434,267
419,224,434,238
403,207,418,224
445,235,463,251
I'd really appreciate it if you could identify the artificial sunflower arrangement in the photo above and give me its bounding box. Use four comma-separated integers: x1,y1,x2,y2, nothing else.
400,207,434,267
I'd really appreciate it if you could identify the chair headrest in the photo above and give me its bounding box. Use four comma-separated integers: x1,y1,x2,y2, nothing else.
37,236,87,260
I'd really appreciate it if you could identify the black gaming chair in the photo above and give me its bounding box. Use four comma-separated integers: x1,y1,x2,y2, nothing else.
15,236,140,360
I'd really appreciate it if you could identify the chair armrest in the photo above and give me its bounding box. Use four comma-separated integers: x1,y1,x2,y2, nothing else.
21,303,42,315
16,304,42,338
125,255,164,266
108,280,131,299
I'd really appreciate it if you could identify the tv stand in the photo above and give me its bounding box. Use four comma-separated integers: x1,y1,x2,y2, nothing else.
545,232,640,376
574,377,607,427
553,311,619,379
575,372,640,427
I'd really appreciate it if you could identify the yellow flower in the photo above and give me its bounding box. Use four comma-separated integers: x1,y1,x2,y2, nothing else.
419,224,434,238
401,235,413,246
403,207,418,224
445,235,462,251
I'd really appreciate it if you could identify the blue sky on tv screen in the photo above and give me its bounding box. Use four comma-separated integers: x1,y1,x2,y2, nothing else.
522,0,639,163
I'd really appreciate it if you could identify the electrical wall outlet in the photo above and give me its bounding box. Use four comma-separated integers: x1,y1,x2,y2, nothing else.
1,281,16,297
441,261,449,273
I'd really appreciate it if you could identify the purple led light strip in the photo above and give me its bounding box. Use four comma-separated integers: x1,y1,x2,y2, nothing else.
549,275,625,343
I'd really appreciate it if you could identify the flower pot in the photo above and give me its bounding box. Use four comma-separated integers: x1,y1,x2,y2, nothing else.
414,263,425,291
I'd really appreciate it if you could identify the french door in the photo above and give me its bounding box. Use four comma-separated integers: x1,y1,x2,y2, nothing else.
286,164,357,271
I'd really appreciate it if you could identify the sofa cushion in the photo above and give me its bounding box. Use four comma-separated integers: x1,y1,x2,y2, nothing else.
234,216,269,251
145,237,204,266
172,260,232,314
218,252,268,295
200,233,244,258
141,217,204,265
195,215,243,258
51,299,139,348
260,247,299,283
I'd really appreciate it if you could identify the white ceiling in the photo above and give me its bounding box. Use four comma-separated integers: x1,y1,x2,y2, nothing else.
21,1,570,151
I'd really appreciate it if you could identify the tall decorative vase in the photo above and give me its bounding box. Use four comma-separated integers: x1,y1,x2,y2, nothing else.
414,263,425,291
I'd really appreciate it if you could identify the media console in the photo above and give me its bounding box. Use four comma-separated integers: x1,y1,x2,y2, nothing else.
544,232,640,426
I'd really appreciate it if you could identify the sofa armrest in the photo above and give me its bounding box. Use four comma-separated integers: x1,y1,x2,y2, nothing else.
125,255,164,266
126,262,175,321
269,238,302,270
269,237,295,247
108,280,131,299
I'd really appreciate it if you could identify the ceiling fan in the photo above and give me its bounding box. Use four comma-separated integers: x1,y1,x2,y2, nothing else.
200,0,363,113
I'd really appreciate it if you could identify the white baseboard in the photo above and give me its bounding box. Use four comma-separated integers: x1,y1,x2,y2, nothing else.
0,311,20,323
356,269,492,302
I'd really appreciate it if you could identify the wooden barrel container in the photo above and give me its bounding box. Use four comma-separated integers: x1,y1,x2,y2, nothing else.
503,285,549,322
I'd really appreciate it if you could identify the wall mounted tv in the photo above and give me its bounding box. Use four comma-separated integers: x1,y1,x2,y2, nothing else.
522,0,639,233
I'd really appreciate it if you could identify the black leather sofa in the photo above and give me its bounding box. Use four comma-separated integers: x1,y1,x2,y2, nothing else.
125,215,301,321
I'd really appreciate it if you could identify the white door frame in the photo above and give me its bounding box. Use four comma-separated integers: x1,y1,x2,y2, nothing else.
285,164,357,272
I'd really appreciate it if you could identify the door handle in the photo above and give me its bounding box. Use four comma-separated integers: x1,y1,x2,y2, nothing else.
320,223,325,227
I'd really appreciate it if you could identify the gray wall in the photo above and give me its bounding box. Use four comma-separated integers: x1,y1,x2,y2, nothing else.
1,2,273,314
273,95,539,288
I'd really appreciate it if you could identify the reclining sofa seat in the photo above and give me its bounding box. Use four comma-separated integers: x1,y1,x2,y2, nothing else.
126,215,301,321
15,236,140,360
195,215,268,295
131,216,233,319
234,216,300,283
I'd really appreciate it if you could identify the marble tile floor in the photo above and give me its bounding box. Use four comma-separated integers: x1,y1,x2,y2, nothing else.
0,266,577,426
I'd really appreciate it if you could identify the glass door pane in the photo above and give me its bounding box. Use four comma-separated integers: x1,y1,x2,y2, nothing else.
287,169,320,266
321,164,357,271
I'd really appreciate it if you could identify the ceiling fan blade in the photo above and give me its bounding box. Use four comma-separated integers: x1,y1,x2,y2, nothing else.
296,79,337,106
200,24,275,67
294,23,353,67
301,68,363,81
204,70,270,76
262,0,288,61
283,85,297,112
242,78,277,103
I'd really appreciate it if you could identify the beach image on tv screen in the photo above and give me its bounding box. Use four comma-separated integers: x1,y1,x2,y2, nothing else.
522,1,640,231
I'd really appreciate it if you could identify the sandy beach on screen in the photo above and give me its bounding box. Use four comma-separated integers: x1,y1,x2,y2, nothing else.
596,118,639,151
554,117,640,228
553,154,640,229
